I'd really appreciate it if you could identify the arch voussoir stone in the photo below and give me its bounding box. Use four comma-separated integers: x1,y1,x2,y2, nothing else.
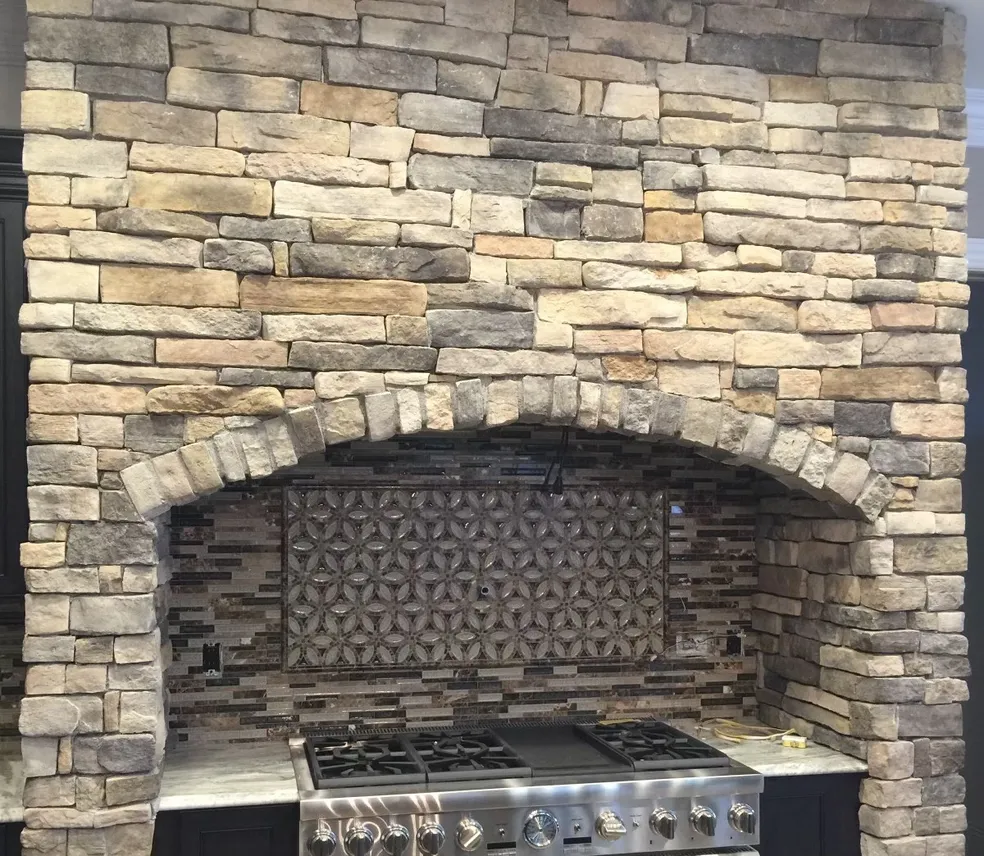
119,378,894,524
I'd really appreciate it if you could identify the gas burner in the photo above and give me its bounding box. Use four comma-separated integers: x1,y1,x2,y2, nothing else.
407,730,532,782
304,735,426,789
579,720,732,771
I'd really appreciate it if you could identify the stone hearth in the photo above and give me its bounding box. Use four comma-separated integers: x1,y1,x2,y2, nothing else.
16,0,968,854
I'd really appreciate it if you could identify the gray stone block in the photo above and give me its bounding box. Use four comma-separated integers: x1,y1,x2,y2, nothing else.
65,523,159,566
490,138,638,168
526,200,580,239
689,33,819,75
408,154,534,195
325,46,437,92
75,65,166,101
427,310,535,348
437,60,501,101
362,17,508,67
485,108,621,145
454,379,486,428
290,343,438,372
203,239,274,274
581,204,643,240
834,402,892,438
28,18,169,69
399,93,486,136
291,244,469,282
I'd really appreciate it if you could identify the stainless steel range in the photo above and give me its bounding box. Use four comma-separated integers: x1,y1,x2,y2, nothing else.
291,720,763,856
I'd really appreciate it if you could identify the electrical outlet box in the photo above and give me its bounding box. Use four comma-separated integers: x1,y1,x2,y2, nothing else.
726,630,744,656
674,632,715,658
203,642,221,677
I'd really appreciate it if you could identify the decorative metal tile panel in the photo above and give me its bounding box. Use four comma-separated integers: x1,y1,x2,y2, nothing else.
284,486,667,671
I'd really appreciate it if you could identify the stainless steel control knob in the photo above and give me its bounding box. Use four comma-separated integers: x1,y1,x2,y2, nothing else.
523,811,559,849
691,807,717,838
418,824,447,855
649,809,677,840
457,819,484,852
596,811,627,841
729,804,757,835
345,825,376,856
382,825,411,856
308,824,338,856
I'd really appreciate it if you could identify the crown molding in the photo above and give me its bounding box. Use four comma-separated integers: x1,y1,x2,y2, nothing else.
969,87,984,148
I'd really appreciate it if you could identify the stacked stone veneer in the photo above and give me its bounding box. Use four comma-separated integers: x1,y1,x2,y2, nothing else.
15,0,969,853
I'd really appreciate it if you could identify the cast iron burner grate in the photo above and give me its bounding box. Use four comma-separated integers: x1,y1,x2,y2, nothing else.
578,720,732,771
406,730,532,782
305,735,426,789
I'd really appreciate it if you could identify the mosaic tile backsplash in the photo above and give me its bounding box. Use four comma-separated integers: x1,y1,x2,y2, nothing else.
168,429,758,745
0,596,25,740
284,486,666,670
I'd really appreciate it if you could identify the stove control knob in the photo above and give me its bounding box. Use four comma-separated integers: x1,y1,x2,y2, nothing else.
596,811,627,841
649,809,677,840
309,824,338,856
457,819,484,852
523,810,559,849
382,825,411,856
345,825,376,856
691,807,717,838
418,823,447,855
729,804,756,836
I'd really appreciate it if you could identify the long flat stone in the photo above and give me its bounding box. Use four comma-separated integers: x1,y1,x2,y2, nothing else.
435,348,576,376
275,183,451,224
485,108,621,145
28,18,169,69
489,138,638,168
703,213,860,252
538,290,687,328
240,275,426,315
171,25,321,79
218,111,349,155
407,154,533,194
325,46,437,92
290,342,437,371
291,244,469,281
74,304,261,338
246,153,388,186
362,16,508,67
427,310,535,348
689,33,820,76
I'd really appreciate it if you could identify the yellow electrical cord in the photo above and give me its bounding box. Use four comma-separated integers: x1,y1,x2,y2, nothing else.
700,718,800,745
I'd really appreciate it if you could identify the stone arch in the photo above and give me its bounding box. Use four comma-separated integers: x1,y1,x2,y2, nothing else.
118,379,894,523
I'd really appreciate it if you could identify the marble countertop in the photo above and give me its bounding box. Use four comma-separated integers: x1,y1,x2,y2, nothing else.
685,726,869,778
0,740,24,824
157,725,866,813
158,740,298,812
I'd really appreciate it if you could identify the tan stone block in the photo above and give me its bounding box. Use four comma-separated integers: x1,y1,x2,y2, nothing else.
659,362,721,400
736,245,782,270
128,142,246,177
413,133,490,157
870,303,936,331
146,386,284,416
240,275,426,316
129,172,272,217
601,355,656,382
21,302,73,330
933,229,966,256
29,358,72,383
534,320,573,350
846,181,915,202
473,235,553,258
547,51,646,84
643,191,695,212
312,218,399,245
643,330,734,362
100,266,240,308
883,202,948,228
71,178,128,209
820,367,939,401
659,117,768,151
217,110,349,155
29,175,71,206
735,332,862,368
892,404,964,440
26,205,96,233
778,369,821,400
770,75,828,103
573,329,642,355
29,384,146,415
880,136,965,166
659,93,761,122
24,234,72,261
28,415,78,444
22,90,90,134
644,211,703,243
688,296,797,332
798,300,872,334
275,183,451,225
811,252,877,279
508,259,582,289
538,290,686,329
156,339,288,368
28,260,99,302
22,134,128,179
93,101,215,146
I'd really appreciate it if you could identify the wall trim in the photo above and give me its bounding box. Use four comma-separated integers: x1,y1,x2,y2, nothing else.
970,87,984,148
969,238,984,272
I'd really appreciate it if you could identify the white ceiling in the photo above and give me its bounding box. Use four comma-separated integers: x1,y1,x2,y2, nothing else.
947,0,984,88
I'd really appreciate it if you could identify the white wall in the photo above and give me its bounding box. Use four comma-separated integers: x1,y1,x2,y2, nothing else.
0,0,26,130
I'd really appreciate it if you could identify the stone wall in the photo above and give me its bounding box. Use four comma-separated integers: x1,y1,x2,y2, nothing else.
17,0,968,854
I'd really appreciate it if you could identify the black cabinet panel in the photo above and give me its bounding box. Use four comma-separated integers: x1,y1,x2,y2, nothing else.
760,773,863,856
153,805,298,856
0,823,23,856
0,131,26,596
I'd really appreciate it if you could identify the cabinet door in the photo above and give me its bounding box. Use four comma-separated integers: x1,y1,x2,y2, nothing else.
0,822,24,856
154,805,298,856
760,774,862,856
0,132,26,596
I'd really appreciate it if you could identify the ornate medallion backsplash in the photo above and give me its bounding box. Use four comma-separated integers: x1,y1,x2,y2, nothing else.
284,486,667,671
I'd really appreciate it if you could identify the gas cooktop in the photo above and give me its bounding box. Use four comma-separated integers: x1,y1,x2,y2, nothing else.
294,719,763,856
